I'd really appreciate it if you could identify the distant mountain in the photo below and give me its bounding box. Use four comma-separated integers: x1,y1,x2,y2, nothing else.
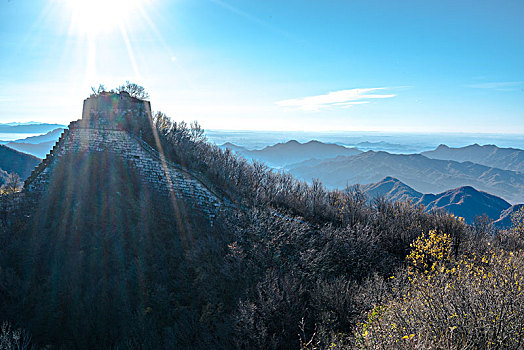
0,144,40,186
353,141,420,153
359,177,518,226
11,128,64,144
288,151,524,204
422,144,524,173
3,127,64,158
420,186,512,225
221,140,362,168
2,121,47,126
358,176,425,203
0,123,65,135
6,140,56,158
220,142,249,154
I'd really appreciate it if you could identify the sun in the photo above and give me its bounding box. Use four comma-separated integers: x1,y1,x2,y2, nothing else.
65,0,142,36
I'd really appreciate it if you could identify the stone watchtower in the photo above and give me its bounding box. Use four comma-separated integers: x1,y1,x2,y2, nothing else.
23,91,222,219
79,91,152,133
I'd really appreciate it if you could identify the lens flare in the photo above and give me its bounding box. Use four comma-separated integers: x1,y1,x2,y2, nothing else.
65,0,141,36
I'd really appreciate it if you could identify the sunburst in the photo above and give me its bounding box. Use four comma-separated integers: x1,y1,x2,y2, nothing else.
65,0,142,37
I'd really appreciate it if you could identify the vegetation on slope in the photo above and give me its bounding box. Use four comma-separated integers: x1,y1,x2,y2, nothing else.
0,92,523,348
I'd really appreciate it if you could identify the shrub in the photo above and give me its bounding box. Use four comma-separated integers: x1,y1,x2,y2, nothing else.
355,231,524,349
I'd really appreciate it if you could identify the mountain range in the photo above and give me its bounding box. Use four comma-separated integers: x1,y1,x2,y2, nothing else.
287,151,524,204
422,143,524,173
221,140,362,167
4,128,65,158
358,176,522,227
218,140,524,206
0,123,65,134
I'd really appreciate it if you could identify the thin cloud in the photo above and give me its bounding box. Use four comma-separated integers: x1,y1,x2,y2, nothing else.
276,88,395,111
467,81,524,91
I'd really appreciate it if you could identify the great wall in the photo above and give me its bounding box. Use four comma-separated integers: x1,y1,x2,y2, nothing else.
22,91,224,220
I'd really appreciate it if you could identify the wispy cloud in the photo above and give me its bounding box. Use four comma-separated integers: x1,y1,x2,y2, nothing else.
467,81,524,91
276,88,396,111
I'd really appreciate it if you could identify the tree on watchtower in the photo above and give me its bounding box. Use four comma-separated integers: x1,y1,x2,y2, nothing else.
116,81,150,100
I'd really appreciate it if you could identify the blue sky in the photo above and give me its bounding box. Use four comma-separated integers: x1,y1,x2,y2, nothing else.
1,0,523,132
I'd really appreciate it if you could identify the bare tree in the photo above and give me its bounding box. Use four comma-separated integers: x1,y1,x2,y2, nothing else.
90,84,107,96
116,81,150,99
0,173,21,194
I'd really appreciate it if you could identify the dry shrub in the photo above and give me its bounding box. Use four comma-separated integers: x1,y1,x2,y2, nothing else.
355,230,524,349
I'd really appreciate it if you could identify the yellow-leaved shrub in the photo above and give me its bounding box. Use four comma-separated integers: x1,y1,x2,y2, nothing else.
355,230,524,349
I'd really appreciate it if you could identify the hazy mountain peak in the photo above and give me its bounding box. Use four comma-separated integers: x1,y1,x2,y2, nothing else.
422,143,524,173
304,140,322,145
382,176,401,182
223,139,362,168
436,144,450,150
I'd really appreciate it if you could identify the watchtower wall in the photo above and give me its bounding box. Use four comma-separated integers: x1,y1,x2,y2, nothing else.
23,92,223,219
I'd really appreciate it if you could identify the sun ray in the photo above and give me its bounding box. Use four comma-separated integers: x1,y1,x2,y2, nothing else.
148,107,193,247
84,35,97,86
119,23,141,80
135,4,176,59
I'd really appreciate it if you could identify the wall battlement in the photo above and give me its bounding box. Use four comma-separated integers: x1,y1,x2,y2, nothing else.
23,92,224,220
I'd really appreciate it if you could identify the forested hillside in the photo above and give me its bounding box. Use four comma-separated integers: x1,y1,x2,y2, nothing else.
1,114,523,349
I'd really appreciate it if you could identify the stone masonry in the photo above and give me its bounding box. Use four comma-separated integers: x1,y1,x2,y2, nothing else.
23,92,223,220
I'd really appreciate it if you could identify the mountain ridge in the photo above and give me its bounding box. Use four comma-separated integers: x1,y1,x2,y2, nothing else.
288,150,524,204
0,123,66,135
359,177,519,226
220,139,362,167
422,143,524,173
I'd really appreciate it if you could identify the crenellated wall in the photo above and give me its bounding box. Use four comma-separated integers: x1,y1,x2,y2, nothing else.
23,92,225,220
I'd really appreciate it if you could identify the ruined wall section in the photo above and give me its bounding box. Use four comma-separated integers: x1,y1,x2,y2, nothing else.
24,122,224,218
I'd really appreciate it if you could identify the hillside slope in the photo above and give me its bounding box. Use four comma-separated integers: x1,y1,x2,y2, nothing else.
0,144,40,185
6,140,56,158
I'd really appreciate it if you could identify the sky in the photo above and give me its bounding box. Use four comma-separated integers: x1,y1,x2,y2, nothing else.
0,0,523,133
